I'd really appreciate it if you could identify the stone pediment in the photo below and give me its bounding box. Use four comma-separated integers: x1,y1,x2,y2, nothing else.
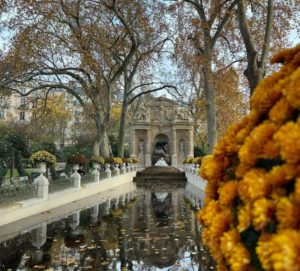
147,96,178,107
133,96,191,123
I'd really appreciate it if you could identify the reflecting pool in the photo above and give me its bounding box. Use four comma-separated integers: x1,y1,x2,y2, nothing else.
0,181,214,270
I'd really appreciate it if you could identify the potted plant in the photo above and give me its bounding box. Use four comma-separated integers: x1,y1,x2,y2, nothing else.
67,153,87,172
90,155,104,169
30,150,56,175
124,158,133,165
131,157,139,164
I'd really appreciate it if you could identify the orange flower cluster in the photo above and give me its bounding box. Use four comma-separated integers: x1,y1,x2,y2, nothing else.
198,45,300,271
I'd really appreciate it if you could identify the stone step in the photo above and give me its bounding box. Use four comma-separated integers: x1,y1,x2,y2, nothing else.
136,172,185,178
133,176,186,182
134,166,187,183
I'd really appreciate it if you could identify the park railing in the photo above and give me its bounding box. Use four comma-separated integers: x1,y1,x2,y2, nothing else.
0,163,138,209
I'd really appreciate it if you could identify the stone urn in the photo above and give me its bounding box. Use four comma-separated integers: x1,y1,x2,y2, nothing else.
73,164,80,172
93,162,101,170
37,162,47,175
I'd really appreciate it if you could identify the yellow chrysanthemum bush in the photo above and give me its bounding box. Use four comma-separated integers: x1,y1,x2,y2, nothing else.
198,45,300,271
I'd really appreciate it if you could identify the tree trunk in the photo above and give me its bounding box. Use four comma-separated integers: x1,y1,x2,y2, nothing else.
100,132,110,157
117,101,129,157
203,59,217,153
244,60,262,95
92,139,101,156
92,116,105,156
237,0,274,96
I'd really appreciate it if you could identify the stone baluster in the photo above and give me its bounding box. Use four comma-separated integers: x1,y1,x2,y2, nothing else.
115,164,120,176
121,163,126,174
92,163,100,182
105,164,112,179
71,164,81,189
34,162,49,200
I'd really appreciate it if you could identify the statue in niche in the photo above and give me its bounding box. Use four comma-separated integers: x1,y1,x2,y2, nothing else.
138,140,145,155
179,140,185,155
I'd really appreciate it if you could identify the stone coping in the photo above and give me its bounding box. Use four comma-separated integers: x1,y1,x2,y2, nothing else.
0,171,136,228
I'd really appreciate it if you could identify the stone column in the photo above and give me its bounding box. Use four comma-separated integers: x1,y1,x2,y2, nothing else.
130,129,136,157
145,129,152,167
187,127,194,157
171,128,178,167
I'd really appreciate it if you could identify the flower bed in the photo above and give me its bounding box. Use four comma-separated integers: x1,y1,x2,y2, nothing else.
198,45,300,271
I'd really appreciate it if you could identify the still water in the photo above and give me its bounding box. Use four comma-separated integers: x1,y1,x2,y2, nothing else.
0,181,214,271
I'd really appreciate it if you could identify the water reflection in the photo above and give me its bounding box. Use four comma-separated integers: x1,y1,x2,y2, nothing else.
0,181,214,270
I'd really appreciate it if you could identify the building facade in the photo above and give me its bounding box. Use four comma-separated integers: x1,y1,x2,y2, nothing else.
130,97,194,167
0,81,84,148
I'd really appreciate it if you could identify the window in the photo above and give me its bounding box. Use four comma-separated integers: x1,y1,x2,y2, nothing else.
20,112,25,121
21,98,26,106
75,117,80,124
0,111,4,119
32,99,37,108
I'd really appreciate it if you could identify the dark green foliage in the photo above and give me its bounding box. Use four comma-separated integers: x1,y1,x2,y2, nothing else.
109,134,118,157
0,159,8,183
0,132,29,178
256,158,283,171
194,146,206,157
123,145,130,158
241,227,263,271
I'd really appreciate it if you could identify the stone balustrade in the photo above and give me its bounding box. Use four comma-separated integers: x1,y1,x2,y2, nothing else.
0,163,138,210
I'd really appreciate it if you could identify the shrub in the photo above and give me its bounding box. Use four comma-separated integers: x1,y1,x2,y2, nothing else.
30,150,56,165
198,45,300,271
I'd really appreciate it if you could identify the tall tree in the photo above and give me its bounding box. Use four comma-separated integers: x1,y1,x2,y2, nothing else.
172,0,240,153
236,0,300,95
0,0,154,156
